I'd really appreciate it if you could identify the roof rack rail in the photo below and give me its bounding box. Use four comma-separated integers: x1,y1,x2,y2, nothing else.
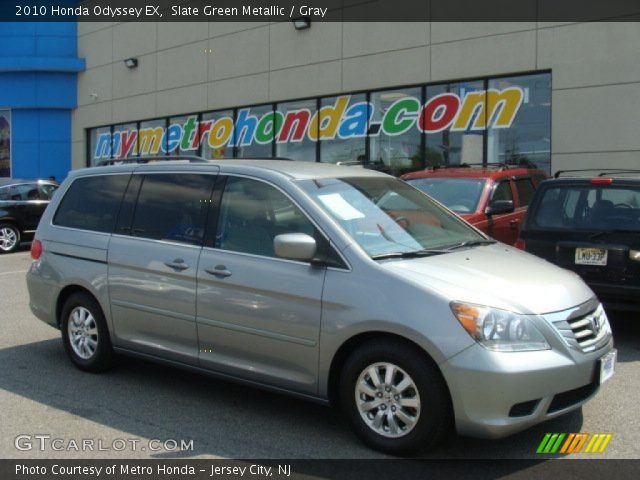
431,161,538,171
235,156,295,161
97,155,209,166
554,168,640,178
336,160,362,166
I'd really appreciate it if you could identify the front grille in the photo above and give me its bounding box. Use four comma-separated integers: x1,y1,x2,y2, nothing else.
548,304,611,353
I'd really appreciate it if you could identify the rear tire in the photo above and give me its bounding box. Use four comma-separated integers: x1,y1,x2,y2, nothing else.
61,292,113,372
339,338,452,455
0,223,20,253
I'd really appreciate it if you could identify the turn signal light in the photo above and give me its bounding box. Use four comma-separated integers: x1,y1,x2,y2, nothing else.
30,239,43,260
451,303,480,337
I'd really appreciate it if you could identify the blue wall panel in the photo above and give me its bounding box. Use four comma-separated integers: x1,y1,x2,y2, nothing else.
0,21,82,180
39,141,70,181
36,72,77,108
0,73,37,107
10,110,71,180
2,36,36,56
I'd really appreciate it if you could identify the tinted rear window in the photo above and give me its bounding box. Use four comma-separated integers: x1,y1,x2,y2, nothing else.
54,175,130,233
531,184,640,231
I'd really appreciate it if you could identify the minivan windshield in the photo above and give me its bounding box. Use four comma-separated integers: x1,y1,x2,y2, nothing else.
298,176,489,258
531,184,640,232
406,177,486,214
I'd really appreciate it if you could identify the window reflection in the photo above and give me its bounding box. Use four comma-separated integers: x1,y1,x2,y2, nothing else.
488,74,551,173
370,88,422,176
425,81,485,168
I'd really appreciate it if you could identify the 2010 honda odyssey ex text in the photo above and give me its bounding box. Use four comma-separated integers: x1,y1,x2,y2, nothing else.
27,158,616,454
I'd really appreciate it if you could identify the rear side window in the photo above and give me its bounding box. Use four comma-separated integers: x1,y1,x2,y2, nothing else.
10,183,58,200
130,174,214,245
54,175,130,233
515,178,536,206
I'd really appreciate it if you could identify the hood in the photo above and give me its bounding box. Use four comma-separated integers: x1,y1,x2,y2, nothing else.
379,243,594,315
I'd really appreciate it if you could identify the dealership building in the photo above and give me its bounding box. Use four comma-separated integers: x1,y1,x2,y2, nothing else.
0,22,84,180
2,21,639,179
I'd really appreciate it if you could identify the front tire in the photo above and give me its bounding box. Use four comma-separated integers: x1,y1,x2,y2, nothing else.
61,292,113,372
0,223,20,253
339,339,452,455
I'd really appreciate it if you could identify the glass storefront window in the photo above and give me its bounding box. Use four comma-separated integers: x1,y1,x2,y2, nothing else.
112,123,137,160
234,104,273,158
275,99,317,162
168,115,199,156
139,119,167,158
201,110,234,160
85,72,552,174
487,73,551,173
319,94,366,164
89,126,112,166
0,110,11,177
370,87,422,176
425,80,485,168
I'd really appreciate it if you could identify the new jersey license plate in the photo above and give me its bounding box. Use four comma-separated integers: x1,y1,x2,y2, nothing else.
575,247,608,266
599,350,616,384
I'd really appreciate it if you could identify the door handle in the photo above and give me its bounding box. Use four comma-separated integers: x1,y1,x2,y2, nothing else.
205,265,232,278
509,219,520,227
164,259,189,271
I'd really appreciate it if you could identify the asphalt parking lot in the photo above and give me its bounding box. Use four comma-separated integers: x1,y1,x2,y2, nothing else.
1,248,639,460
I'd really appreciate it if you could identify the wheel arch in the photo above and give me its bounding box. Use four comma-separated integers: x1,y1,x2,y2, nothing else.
326,331,453,410
55,284,103,328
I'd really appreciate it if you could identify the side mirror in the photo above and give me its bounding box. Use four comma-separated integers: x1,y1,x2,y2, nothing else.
485,199,514,216
274,233,317,261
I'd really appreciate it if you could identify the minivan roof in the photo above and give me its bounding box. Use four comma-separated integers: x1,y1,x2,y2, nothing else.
74,159,389,181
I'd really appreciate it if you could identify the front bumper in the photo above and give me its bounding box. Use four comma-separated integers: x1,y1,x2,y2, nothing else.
440,338,614,439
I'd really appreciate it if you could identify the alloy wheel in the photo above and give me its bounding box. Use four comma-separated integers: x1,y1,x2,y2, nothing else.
67,306,99,360
0,226,18,252
355,362,421,438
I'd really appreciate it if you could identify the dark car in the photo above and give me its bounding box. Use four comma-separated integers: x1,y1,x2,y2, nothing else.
0,178,59,253
401,163,547,246
519,170,640,311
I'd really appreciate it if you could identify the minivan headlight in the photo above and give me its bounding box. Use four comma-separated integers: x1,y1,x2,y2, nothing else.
451,302,550,352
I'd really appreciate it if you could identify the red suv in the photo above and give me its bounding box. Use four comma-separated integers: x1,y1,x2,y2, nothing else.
401,164,548,246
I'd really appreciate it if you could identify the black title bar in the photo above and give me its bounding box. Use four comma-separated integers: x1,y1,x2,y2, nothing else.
3,0,640,22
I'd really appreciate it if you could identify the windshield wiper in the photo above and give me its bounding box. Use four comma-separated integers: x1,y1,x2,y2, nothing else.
371,249,450,260
441,239,497,251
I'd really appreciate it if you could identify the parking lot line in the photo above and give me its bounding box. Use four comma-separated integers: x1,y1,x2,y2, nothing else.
0,270,27,276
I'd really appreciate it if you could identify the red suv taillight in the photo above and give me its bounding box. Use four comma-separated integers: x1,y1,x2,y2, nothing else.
514,238,526,250
30,239,43,260
591,177,613,185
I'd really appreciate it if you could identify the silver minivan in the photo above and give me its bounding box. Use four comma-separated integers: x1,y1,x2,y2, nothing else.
27,158,616,454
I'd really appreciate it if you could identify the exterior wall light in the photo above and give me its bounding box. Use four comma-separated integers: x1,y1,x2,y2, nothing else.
292,17,311,30
124,58,138,69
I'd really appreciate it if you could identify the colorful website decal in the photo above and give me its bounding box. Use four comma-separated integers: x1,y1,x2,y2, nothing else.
93,87,524,160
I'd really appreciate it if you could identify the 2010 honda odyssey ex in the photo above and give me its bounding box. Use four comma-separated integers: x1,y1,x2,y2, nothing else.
27,158,616,454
